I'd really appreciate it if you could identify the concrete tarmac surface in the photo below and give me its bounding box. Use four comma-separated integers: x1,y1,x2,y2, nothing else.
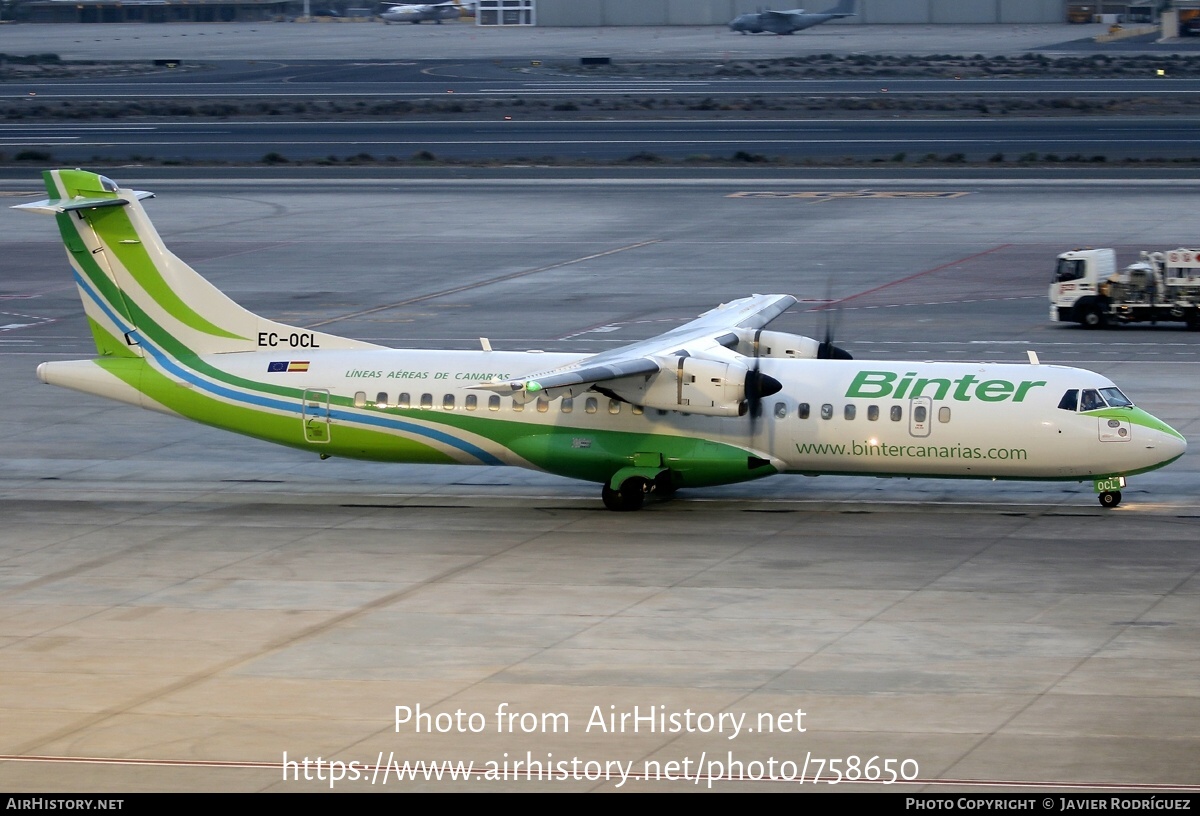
0,172,1197,792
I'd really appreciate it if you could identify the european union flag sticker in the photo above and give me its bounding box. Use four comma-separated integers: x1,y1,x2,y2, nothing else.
268,361,288,373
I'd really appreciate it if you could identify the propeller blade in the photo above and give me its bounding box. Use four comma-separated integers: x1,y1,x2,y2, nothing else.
818,341,853,360
816,281,853,360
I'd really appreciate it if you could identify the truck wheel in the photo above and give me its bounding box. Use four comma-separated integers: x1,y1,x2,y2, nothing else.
1082,307,1107,329
1188,312,1200,332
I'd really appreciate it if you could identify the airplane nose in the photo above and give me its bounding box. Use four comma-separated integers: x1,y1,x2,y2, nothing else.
1163,428,1188,461
1147,421,1188,467
1133,408,1188,467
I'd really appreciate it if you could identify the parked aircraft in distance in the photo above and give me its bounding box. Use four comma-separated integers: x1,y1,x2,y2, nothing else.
380,0,473,24
16,170,1186,510
730,0,855,34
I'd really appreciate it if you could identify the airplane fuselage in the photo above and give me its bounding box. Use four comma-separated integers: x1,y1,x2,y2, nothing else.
380,4,461,23
730,12,843,34
38,349,1185,491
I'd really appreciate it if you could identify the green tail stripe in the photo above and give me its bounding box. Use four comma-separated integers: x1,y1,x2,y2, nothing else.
86,316,139,358
58,213,133,325
89,206,246,341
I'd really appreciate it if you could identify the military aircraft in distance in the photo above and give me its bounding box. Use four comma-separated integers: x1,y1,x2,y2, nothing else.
379,0,473,24
17,170,1187,511
729,0,855,34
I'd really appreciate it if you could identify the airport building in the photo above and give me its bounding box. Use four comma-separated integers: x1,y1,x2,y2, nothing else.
7,0,1171,26
536,0,1063,26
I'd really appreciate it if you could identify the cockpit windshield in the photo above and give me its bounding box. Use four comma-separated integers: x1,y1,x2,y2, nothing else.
1099,387,1133,408
1059,387,1134,412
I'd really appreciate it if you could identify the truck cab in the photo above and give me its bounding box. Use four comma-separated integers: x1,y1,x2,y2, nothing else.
1050,248,1115,327
1050,247,1200,330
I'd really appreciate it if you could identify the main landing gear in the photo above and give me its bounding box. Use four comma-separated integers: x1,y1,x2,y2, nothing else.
1098,490,1122,508
602,477,649,511
601,473,677,511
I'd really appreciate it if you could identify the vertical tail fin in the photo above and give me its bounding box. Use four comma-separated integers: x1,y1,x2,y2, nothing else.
14,169,379,359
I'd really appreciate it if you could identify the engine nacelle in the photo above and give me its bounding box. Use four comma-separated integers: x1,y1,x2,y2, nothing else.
608,356,749,417
730,329,851,360
732,329,822,359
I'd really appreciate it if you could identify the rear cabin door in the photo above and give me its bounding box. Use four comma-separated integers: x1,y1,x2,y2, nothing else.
302,389,331,444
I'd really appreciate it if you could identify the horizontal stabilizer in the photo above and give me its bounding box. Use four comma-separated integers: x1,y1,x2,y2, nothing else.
13,191,153,215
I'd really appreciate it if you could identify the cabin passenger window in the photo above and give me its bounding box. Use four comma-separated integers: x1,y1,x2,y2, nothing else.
537,397,549,413
561,398,573,414
465,394,477,411
632,406,643,416
798,403,810,419
353,391,366,408
914,405,928,423
488,395,500,411
938,406,951,423
609,400,621,414
512,399,524,412
398,393,411,409
443,394,455,410
420,393,433,409
375,392,389,409
774,402,788,419
1080,389,1105,411
867,405,879,421
585,398,598,414
821,403,833,420
890,405,902,422
844,404,856,420
1058,390,1078,411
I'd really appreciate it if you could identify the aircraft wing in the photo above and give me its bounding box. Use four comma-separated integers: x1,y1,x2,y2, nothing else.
476,294,797,397
764,9,806,17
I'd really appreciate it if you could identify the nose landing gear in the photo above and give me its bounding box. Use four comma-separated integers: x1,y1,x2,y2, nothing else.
1095,476,1126,509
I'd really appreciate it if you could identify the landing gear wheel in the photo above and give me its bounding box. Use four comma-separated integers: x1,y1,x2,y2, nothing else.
601,478,648,511
653,471,678,497
1098,490,1122,508
1082,307,1106,329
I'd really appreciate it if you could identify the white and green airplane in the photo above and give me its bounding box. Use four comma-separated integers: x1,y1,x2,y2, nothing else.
16,170,1187,510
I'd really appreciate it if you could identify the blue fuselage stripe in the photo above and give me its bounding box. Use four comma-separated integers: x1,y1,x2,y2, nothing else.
73,270,504,465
